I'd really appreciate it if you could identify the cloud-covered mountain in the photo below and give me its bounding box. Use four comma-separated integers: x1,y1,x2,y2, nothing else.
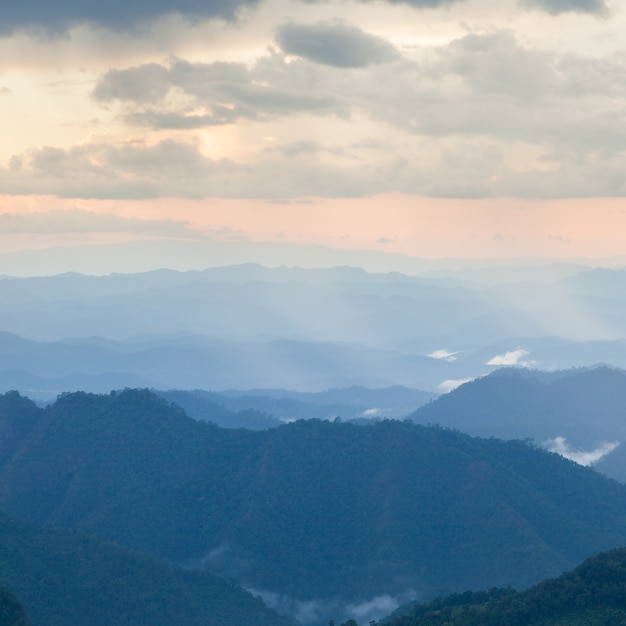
409,365,626,481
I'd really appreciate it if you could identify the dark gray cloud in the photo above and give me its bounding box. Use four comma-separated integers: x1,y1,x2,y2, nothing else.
0,0,608,38
92,64,170,105
0,0,259,36
521,0,608,14
276,21,398,68
92,56,345,128
358,0,460,6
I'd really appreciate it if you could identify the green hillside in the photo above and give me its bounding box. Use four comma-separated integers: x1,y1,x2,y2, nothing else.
2,389,626,623
384,546,626,625
0,510,296,626
0,585,30,626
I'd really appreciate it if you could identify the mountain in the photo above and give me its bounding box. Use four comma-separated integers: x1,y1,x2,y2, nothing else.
383,546,626,625
2,389,626,625
0,509,296,626
409,366,626,481
0,331,451,397
6,265,626,399
0,586,30,626
158,385,434,428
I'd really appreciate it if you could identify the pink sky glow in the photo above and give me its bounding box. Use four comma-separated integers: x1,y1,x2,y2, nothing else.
2,194,626,261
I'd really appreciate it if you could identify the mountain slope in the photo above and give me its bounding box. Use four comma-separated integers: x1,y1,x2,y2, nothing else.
384,546,626,625
411,366,626,443
410,366,626,481
0,510,296,626
2,390,626,624
0,586,30,626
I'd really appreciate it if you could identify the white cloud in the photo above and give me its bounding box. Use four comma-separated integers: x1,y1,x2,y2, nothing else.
428,349,458,361
543,436,620,466
361,407,382,416
346,592,413,622
486,348,531,366
438,377,474,393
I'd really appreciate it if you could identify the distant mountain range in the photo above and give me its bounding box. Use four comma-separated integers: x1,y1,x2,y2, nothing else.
4,264,626,397
3,389,626,625
157,385,434,427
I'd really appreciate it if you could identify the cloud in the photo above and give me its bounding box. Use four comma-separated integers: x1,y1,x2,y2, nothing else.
92,55,344,128
246,588,337,625
0,209,197,237
543,436,619,466
0,0,606,41
428,349,458,361
486,348,531,366
7,27,626,201
92,63,171,105
521,0,608,15
363,0,460,6
442,30,557,101
265,140,341,157
247,588,415,625
276,21,398,68
362,407,382,416
0,139,243,199
0,0,260,36
438,378,474,393
0,138,400,199
345,592,415,622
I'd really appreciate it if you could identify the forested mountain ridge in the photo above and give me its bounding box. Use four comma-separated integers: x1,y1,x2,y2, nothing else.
3,389,626,624
411,365,626,444
0,509,296,626
384,546,626,625
409,366,626,481
0,586,30,626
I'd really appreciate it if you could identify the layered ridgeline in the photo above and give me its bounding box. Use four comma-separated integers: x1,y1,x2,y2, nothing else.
0,509,295,626
158,385,434,428
410,366,626,482
3,391,626,624
5,265,626,398
384,547,626,626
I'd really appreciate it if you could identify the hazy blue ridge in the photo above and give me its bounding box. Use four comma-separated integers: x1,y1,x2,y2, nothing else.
409,366,626,481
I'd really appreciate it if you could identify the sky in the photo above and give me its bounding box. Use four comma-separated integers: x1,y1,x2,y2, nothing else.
1,0,626,273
